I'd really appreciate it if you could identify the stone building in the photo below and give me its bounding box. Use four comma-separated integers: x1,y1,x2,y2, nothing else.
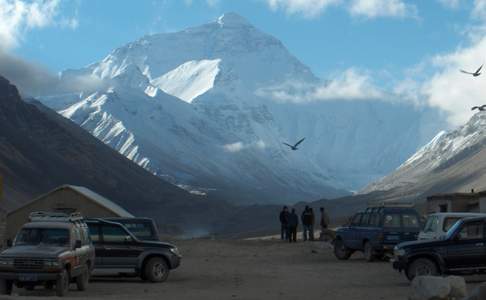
426,190,486,214
5,185,134,242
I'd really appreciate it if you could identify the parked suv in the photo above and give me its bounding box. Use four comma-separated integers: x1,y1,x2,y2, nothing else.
0,212,95,297
419,212,486,240
85,219,181,282
393,216,486,281
334,205,421,261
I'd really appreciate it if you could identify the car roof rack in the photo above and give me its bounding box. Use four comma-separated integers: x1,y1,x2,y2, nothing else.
367,200,415,208
29,211,84,223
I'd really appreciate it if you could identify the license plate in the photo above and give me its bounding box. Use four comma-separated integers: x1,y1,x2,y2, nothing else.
19,274,38,282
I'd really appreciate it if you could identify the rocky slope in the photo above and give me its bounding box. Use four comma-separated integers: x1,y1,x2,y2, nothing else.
363,111,486,198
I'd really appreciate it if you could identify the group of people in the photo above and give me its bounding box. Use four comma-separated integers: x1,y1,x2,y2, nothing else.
279,205,330,243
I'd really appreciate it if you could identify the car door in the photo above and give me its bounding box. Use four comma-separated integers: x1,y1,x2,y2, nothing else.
99,223,143,268
87,223,104,267
444,220,486,270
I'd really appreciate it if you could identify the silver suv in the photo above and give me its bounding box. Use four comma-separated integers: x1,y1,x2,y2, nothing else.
0,212,95,296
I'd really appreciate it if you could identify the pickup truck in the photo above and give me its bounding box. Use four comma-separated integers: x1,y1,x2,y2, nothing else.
334,206,421,261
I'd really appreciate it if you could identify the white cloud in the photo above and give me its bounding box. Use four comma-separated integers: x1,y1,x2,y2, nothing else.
266,0,341,18
348,0,417,19
418,36,486,126
184,0,220,7
257,69,386,103
263,0,416,19
0,0,78,50
223,140,267,153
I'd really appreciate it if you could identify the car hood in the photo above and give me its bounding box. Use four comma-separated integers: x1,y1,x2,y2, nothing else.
135,240,176,249
1,245,70,258
397,239,447,249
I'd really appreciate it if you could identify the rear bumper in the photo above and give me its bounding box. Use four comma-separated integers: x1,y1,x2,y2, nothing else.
0,271,59,282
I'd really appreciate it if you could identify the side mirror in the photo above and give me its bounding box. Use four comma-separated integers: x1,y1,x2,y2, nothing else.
74,240,82,249
124,236,133,243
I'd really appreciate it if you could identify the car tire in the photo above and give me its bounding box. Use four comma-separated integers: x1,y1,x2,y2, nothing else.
406,258,440,281
334,239,353,260
56,268,70,297
143,257,169,283
364,241,375,262
76,265,90,291
0,279,12,295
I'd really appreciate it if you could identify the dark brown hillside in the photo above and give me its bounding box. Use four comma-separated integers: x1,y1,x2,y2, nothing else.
0,75,234,234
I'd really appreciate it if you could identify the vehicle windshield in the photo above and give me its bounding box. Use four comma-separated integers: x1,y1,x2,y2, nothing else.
15,228,70,246
121,221,156,240
423,215,439,233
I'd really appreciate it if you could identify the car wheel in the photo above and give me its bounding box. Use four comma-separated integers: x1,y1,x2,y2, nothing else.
406,258,439,281
364,241,375,262
334,239,352,260
144,257,169,283
0,279,12,295
56,269,70,297
76,265,90,291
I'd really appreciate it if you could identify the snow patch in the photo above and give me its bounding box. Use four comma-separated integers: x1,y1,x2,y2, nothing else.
151,59,221,103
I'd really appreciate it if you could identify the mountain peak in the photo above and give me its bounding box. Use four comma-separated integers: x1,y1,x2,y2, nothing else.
217,12,251,27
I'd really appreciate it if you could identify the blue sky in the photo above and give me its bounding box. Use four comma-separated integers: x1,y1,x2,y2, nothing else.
10,0,476,77
3,0,486,126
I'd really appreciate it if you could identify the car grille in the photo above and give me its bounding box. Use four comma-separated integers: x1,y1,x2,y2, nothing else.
14,258,45,270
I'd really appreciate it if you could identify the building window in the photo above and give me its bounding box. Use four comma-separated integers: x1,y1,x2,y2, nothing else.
439,204,448,212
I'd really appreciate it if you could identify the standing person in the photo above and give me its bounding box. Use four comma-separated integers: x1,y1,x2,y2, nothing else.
319,207,331,241
301,206,312,241
279,206,289,240
309,207,315,241
288,208,298,243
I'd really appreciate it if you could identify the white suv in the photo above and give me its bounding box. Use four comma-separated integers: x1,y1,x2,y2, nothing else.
419,212,486,240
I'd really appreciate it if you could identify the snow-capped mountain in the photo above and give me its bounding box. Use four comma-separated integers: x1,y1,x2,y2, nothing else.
363,112,486,194
40,13,443,204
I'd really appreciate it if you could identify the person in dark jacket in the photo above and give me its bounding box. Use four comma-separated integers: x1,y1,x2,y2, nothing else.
279,206,289,240
309,207,315,241
301,206,313,241
287,208,298,243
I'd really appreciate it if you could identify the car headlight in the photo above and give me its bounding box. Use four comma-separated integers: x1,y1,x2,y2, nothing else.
44,260,61,268
394,247,406,257
0,258,13,266
170,247,181,257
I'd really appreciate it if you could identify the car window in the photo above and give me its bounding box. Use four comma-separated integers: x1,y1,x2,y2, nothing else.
73,227,81,245
402,214,420,228
351,214,362,226
383,214,401,228
458,221,484,240
361,213,370,226
102,225,129,243
423,216,439,233
443,217,461,232
369,213,379,227
15,228,70,246
87,224,100,243
124,222,155,240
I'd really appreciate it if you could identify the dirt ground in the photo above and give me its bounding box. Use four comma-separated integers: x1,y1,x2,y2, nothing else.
3,239,484,300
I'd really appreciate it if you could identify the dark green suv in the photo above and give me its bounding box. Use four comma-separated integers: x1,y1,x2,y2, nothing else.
0,212,95,297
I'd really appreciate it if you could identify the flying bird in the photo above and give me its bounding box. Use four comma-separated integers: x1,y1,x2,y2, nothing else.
283,138,305,151
461,64,483,77
472,105,486,111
